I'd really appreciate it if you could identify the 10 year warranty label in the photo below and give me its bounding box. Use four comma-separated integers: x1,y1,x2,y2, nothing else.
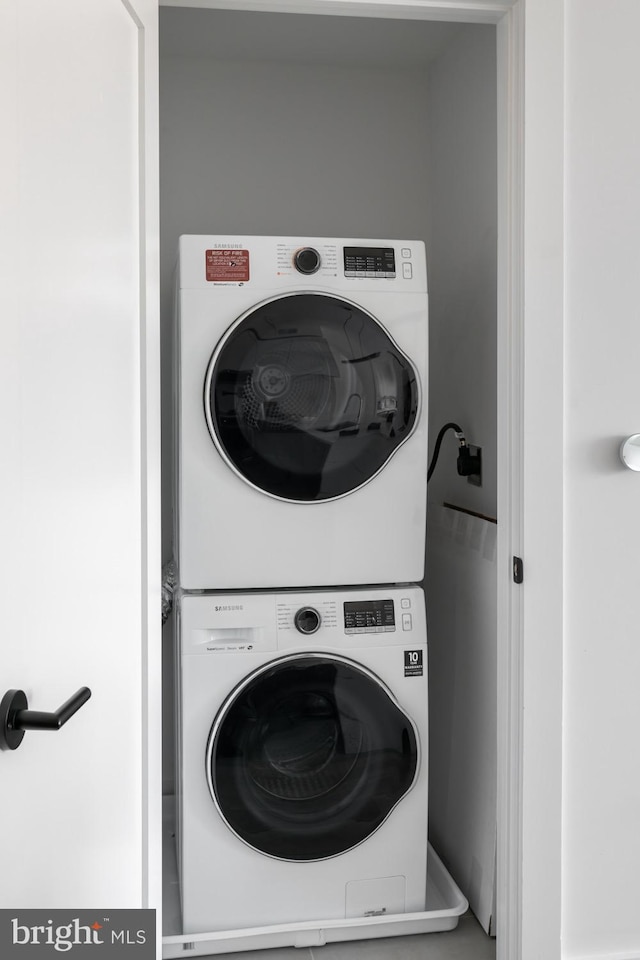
404,650,423,677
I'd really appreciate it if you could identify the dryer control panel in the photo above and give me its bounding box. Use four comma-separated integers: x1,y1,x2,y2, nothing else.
343,246,396,278
177,235,427,292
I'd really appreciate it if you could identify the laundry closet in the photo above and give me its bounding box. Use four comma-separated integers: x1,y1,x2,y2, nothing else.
159,5,497,955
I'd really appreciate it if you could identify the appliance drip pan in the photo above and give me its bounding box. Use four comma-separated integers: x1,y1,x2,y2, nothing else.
162,798,469,958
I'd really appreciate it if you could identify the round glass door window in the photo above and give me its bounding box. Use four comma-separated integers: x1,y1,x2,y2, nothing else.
204,294,420,501
206,654,419,861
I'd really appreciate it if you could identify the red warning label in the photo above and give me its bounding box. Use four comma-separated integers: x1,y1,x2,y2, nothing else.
206,249,250,283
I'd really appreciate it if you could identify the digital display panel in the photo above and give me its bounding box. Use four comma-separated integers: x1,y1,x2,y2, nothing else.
343,247,396,278
344,599,395,634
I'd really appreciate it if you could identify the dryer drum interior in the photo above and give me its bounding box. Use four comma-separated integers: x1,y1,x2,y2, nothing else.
206,294,420,501
206,655,419,861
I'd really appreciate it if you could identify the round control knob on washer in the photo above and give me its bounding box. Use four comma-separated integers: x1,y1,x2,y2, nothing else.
293,247,321,275
294,606,321,635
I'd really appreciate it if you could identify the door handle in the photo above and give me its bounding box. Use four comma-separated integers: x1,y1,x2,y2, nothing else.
0,687,91,751
620,434,640,470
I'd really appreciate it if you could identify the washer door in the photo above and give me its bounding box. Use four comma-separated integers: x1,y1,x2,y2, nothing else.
204,293,420,502
206,654,419,861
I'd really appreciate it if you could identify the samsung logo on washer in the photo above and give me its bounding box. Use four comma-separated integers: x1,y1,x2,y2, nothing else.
214,604,244,612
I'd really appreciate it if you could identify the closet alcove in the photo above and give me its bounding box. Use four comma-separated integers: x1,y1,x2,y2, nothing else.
159,6,497,954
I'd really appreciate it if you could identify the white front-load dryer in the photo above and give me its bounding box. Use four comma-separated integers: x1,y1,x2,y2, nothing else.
176,585,428,935
175,235,428,590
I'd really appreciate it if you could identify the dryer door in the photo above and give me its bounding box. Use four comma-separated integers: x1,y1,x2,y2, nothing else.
204,293,419,501
206,654,419,861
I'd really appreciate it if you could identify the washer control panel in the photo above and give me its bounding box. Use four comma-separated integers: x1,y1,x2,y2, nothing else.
344,598,396,634
277,597,338,634
294,606,322,635
273,589,421,649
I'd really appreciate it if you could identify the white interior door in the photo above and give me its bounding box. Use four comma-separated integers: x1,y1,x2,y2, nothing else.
0,0,160,910
562,2,640,956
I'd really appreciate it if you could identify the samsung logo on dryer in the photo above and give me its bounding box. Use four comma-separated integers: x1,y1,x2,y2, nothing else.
214,604,244,612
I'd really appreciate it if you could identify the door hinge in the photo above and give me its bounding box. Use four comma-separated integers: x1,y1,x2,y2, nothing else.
513,556,524,584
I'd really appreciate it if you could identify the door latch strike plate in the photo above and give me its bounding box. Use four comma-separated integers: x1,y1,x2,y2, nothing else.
513,556,524,584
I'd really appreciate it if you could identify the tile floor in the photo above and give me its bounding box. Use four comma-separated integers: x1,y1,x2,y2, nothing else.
198,913,495,960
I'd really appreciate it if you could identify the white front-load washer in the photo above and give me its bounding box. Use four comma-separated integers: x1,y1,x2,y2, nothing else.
175,235,428,590
176,584,428,935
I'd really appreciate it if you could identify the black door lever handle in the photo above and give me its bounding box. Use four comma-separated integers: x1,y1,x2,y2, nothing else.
0,687,91,751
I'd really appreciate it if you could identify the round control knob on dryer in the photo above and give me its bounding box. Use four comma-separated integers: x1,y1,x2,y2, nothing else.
294,606,321,635
293,247,321,275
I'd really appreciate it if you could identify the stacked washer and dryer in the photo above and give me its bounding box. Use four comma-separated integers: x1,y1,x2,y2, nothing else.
173,236,430,937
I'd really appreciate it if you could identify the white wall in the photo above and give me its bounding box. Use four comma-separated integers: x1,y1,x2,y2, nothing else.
422,23,497,934
426,505,497,933
563,1,640,956
424,24,497,518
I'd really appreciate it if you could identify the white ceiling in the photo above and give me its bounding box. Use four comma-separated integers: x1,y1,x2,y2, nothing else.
159,7,475,70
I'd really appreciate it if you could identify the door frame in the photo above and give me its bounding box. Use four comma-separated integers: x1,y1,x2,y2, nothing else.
153,2,565,959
